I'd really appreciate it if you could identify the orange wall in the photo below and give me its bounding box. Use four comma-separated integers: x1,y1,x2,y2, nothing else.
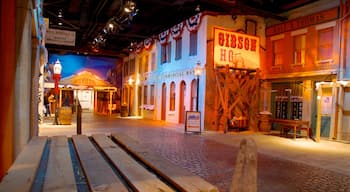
264,8,340,77
265,23,339,76
0,0,16,180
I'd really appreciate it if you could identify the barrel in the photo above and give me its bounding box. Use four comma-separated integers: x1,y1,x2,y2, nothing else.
59,106,72,125
259,111,272,132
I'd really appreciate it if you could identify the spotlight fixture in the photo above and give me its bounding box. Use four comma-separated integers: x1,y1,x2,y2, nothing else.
57,9,63,18
124,0,136,13
195,5,200,12
108,23,114,30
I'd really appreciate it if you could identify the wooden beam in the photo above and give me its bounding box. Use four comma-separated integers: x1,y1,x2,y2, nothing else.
43,136,77,192
72,135,128,191
0,137,47,191
92,134,174,192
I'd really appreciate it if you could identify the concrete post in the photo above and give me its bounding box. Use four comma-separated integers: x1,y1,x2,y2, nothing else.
229,138,257,192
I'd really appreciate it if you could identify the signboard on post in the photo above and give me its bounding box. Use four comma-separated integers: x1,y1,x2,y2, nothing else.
185,111,201,133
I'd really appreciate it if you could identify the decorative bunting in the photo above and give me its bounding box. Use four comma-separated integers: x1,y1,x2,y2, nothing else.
135,42,143,53
170,22,184,40
159,29,169,45
186,13,202,32
144,38,153,50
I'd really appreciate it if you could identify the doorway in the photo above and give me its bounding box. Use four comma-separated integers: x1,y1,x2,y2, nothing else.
179,81,186,123
161,83,166,120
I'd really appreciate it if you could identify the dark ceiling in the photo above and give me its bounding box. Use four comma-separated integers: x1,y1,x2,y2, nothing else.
43,0,318,58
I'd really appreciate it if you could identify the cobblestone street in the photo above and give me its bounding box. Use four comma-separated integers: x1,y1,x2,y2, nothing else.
40,113,350,192
115,126,350,192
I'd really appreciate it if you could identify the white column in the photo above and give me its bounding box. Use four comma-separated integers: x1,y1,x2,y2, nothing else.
315,85,322,142
337,85,345,140
302,80,313,122
329,79,337,139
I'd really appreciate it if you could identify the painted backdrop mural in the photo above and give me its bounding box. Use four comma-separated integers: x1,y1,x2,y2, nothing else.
45,54,118,86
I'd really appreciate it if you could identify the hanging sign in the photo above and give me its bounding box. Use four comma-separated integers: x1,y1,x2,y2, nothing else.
214,27,260,69
46,28,76,46
321,96,332,115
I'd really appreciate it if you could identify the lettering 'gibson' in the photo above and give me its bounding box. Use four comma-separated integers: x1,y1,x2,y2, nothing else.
217,32,257,52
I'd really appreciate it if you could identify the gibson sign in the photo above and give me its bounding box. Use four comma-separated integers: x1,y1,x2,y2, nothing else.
214,27,260,69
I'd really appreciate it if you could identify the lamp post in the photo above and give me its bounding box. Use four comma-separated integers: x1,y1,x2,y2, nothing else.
53,59,62,125
194,62,202,111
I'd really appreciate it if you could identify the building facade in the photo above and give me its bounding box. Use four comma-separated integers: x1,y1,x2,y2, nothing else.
263,0,350,142
122,12,266,131
122,0,350,141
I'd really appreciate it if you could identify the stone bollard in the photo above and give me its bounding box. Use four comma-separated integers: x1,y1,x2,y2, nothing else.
229,138,257,192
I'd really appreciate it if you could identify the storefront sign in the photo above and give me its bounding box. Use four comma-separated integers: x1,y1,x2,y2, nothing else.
159,69,195,80
266,7,338,36
46,28,76,46
185,111,201,133
321,96,333,115
214,27,260,69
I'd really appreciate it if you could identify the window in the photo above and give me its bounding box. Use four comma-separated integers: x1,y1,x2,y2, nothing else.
273,39,283,66
122,87,127,104
175,38,182,60
189,31,197,56
138,58,142,74
151,52,156,71
318,27,333,61
144,55,149,73
293,34,306,64
123,61,128,76
170,82,175,111
161,42,171,64
150,84,154,105
129,59,135,75
143,85,148,104
246,20,256,35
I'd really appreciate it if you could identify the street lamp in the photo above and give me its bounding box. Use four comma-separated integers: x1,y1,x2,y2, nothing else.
53,59,62,125
194,61,202,111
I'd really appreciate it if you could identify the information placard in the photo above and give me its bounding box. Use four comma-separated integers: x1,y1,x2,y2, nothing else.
185,111,201,133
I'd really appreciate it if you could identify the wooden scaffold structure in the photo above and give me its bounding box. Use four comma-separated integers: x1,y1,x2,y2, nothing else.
214,65,261,133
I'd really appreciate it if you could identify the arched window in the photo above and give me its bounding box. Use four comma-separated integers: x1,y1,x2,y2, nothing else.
170,82,176,111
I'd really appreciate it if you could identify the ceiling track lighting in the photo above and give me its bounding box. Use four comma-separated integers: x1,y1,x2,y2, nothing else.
89,0,138,52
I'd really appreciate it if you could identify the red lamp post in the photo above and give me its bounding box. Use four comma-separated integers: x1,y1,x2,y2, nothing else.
53,59,62,125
